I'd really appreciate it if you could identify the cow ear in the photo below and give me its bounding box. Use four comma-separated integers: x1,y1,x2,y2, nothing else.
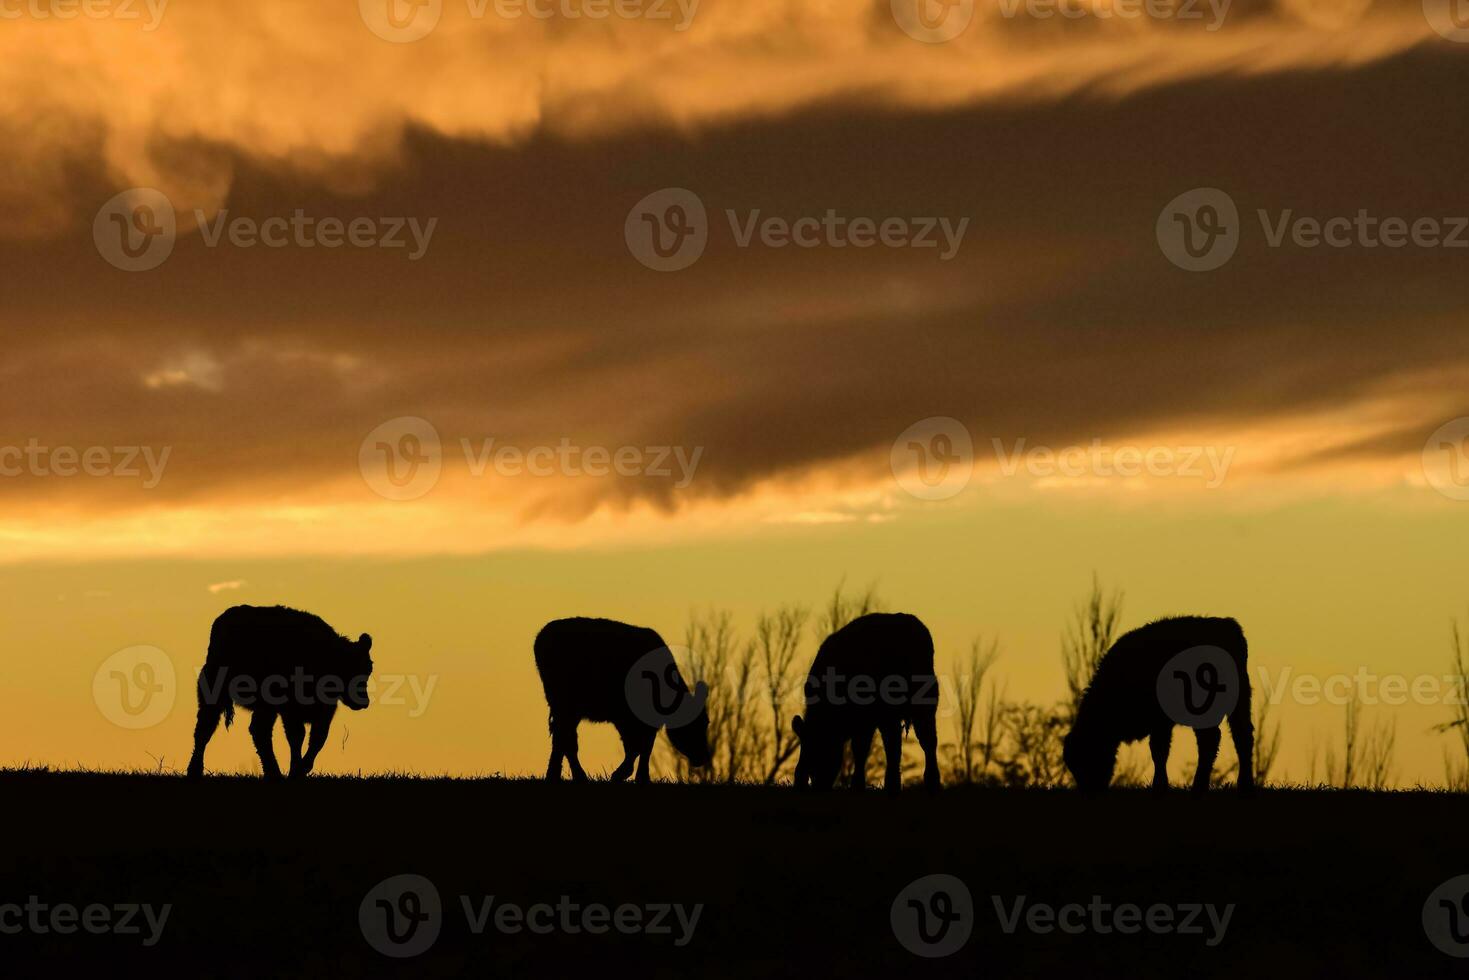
693,680,709,702
358,633,373,652
791,715,804,739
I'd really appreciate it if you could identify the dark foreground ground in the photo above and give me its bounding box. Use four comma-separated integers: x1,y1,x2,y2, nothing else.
1,771,1465,977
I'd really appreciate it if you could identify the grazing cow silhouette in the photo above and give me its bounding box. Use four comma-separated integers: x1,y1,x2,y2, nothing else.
792,612,941,793
186,605,374,780
534,617,712,783
1064,615,1253,794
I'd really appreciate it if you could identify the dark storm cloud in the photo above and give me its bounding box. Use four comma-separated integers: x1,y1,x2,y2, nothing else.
3,39,1468,512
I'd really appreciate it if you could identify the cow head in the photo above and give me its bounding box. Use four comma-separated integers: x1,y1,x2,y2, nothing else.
790,713,841,790
340,632,374,711
1062,724,1116,792
665,686,713,768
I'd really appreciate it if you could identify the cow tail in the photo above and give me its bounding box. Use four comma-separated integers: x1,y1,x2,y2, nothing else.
223,700,235,729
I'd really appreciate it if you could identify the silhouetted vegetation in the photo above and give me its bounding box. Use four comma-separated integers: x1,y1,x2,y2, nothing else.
1437,616,1469,790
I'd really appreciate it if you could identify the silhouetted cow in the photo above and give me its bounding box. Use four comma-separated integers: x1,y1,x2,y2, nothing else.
792,612,940,793
1064,615,1253,794
534,617,712,783
186,605,374,780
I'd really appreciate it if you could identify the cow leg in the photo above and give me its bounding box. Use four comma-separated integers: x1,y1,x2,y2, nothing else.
1192,726,1221,793
634,730,656,785
544,710,565,781
912,709,941,793
282,715,307,779
850,727,875,791
1229,680,1255,794
186,699,224,780
298,713,333,777
555,718,588,783
879,723,904,795
610,722,640,782
249,710,283,780
1149,726,1172,793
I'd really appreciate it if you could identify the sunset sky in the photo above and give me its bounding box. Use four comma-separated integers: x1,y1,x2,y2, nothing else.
3,0,1468,784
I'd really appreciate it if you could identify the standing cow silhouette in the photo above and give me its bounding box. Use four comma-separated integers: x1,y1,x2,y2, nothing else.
1064,615,1253,793
534,617,712,783
186,605,374,780
792,612,941,793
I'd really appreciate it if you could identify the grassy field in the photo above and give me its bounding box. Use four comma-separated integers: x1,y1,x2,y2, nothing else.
1,769,1465,977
